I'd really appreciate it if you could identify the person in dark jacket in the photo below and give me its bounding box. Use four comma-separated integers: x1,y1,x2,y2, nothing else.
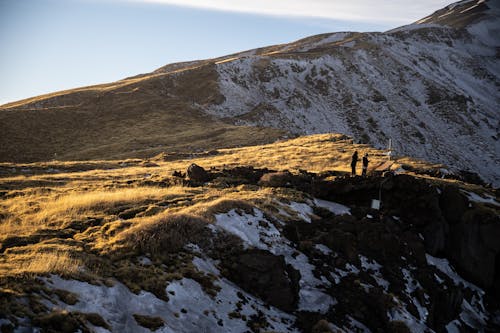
362,153,369,177
351,151,358,176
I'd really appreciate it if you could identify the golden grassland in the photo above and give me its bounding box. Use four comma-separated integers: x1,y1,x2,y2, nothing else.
0,133,467,280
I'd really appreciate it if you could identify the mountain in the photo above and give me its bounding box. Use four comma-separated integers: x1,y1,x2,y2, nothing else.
205,0,500,185
0,0,498,186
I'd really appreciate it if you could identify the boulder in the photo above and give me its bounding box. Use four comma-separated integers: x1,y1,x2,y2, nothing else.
222,249,300,312
324,229,357,261
187,163,209,182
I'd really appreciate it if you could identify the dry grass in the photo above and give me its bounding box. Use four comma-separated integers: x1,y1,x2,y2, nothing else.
22,251,81,276
0,249,82,277
34,187,188,221
0,186,197,236
0,133,452,282
120,213,210,255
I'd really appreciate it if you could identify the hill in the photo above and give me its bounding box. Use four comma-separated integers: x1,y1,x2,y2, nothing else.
1,0,499,185
0,134,499,332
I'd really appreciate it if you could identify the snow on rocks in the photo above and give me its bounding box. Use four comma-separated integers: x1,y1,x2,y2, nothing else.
359,255,390,291
167,258,298,333
426,254,488,330
401,268,429,322
313,198,351,215
387,302,429,333
277,198,350,223
213,206,335,314
462,190,500,207
329,262,360,285
43,267,298,333
426,254,483,293
314,243,333,255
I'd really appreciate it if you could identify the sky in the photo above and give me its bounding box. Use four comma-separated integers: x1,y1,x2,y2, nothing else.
0,0,452,105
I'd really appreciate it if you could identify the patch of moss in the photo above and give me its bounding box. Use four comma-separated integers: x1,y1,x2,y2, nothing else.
32,310,84,333
132,314,165,331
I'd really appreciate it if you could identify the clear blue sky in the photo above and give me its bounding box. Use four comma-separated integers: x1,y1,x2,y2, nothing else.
0,0,451,105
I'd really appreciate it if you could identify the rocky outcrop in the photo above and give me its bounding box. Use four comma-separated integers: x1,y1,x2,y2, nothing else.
447,207,500,293
204,167,500,302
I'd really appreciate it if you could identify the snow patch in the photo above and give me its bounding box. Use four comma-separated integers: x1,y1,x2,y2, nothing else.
137,256,152,266
214,208,281,250
287,201,314,223
462,190,499,207
425,254,482,293
314,243,333,255
314,198,351,215
192,256,220,276
43,271,298,333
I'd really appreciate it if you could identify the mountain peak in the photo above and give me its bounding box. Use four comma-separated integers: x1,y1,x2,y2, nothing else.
414,0,496,28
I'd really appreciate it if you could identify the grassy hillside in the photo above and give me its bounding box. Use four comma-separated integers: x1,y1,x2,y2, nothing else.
0,134,498,332
0,133,439,273
0,63,285,162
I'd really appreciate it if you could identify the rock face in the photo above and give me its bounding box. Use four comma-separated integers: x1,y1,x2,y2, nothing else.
186,163,210,183
448,207,500,290
308,173,500,298
222,249,300,312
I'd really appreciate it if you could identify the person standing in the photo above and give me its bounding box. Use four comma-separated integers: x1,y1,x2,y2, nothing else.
362,153,369,177
351,151,358,176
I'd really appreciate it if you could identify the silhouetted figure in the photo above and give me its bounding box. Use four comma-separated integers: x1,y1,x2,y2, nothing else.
351,151,358,176
362,153,369,177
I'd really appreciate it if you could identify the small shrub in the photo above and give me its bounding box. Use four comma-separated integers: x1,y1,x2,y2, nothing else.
33,310,80,333
83,313,110,330
123,214,210,255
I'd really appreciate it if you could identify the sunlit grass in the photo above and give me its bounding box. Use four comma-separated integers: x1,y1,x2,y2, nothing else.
0,249,82,277
0,186,198,236
0,133,451,280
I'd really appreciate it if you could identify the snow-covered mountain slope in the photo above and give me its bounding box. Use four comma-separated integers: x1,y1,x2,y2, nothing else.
205,0,499,185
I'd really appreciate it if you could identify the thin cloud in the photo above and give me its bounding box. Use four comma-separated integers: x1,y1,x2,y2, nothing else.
128,0,452,24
